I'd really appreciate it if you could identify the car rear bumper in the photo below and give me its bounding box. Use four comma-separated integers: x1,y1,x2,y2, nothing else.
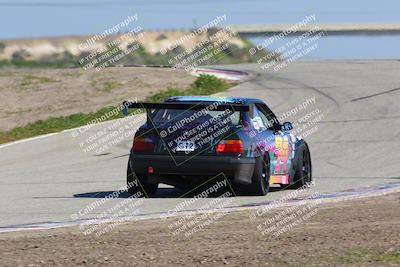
130,154,255,185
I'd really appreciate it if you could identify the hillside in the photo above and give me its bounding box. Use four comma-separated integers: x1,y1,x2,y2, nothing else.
0,29,272,68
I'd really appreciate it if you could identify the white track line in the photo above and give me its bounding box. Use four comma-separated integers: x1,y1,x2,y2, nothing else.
0,133,59,149
1,183,399,234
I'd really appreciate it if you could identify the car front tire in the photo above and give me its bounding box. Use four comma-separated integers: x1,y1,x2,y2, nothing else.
290,144,312,189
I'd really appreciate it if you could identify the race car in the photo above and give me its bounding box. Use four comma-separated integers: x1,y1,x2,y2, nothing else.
124,96,312,196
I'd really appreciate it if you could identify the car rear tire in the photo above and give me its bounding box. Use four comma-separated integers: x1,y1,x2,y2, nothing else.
248,156,270,196
290,144,312,189
127,163,158,197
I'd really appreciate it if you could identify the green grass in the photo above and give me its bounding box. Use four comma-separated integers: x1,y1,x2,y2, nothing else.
0,59,80,69
332,250,400,265
145,75,230,102
0,71,15,77
20,75,59,87
90,80,122,93
0,75,232,144
291,250,400,267
62,72,82,78
0,106,120,144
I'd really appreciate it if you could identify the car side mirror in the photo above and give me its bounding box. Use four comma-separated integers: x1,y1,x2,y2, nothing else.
282,121,293,131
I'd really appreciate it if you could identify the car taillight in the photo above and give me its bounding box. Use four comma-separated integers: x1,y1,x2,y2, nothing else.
216,140,244,154
133,137,154,152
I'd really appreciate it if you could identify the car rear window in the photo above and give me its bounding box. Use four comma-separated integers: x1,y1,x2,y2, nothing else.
151,109,241,126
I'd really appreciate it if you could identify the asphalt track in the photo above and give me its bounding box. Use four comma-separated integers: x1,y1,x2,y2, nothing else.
0,60,399,229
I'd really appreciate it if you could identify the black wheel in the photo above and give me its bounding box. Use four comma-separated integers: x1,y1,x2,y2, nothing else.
248,155,270,196
127,163,158,197
291,144,312,189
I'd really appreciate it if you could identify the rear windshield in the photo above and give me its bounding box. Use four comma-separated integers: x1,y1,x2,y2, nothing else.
151,109,241,126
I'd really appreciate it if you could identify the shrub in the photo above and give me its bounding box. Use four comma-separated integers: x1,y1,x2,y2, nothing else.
193,74,227,91
11,50,30,62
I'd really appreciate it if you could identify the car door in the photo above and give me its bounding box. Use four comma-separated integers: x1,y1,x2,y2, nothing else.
255,103,295,177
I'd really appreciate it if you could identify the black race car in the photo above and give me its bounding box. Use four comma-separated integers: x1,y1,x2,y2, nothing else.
124,96,312,196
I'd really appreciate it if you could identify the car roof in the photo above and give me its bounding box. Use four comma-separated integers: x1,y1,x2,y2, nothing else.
165,96,264,105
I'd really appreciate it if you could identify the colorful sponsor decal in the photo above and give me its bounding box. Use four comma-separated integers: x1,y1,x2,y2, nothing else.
274,135,291,174
270,175,290,185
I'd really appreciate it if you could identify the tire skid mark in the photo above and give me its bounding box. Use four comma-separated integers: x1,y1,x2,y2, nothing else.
309,139,400,144
300,115,400,123
351,87,400,102
259,74,340,108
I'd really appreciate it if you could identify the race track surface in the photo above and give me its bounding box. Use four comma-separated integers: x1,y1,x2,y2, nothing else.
0,60,399,228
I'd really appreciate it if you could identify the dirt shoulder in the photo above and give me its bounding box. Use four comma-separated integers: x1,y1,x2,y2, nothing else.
1,193,399,267
0,67,195,131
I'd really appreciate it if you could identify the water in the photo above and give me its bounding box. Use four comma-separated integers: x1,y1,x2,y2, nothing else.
250,36,400,59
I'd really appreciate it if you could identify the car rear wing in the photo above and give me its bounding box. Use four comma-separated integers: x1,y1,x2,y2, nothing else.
121,100,250,116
